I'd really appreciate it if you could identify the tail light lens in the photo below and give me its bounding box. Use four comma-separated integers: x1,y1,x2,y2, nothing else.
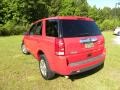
55,38,65,56
98,36,105,45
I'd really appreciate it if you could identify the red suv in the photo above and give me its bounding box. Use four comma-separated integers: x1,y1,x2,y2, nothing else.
21,16,106,80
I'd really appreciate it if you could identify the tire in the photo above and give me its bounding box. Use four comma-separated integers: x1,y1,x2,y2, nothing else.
118,32,120,36
99,62,104,69
39,55,55,80
21,43,29,54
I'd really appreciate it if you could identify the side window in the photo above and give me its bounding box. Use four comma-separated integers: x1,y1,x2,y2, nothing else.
35,22,42,35
29,24,37,35
46,20,58,37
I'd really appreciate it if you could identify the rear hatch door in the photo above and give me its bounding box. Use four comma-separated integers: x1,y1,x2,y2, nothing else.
61,20,104,63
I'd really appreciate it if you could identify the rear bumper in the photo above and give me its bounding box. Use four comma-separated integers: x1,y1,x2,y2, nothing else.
70,61,104,75
51,53,105,75
68,54,104,67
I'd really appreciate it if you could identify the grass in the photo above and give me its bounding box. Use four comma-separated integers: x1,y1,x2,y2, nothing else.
0,32,120,90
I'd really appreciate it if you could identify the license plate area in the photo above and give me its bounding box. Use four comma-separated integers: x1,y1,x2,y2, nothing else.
85,42,94,48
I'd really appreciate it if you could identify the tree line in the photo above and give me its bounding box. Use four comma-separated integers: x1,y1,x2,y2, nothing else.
0,0,120,36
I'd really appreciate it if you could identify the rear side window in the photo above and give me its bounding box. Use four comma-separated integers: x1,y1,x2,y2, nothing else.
29,22,42,35
29,24,36,35
61,20,101,37
35,22,42,35
46,20,58,37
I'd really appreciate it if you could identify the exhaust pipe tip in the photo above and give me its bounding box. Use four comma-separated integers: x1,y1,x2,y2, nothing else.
64,76,69,79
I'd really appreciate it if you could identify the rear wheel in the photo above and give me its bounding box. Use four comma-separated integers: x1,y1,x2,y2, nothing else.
39,55,55,80
21,43,29,54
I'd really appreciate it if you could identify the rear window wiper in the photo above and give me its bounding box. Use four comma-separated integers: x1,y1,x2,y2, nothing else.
79,33,90,36
63,33,91,37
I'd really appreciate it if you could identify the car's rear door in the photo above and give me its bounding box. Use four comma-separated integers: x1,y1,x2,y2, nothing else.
24,24,37,52
31,21,43,55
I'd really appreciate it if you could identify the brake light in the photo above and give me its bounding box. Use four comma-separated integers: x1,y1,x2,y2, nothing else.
55,38,65,56
98,36,105,45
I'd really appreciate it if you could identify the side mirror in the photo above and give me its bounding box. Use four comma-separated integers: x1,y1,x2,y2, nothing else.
23,32,29,35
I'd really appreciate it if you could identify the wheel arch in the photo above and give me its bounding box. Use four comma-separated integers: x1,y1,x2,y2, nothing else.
22,40,24,44
37,50,45,61
36,49,55,73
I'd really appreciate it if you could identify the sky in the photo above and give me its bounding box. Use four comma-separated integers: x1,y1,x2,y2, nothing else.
87,0,120,9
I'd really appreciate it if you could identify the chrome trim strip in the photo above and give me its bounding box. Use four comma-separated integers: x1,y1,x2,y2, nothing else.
69,54,104,67
80,37,98,43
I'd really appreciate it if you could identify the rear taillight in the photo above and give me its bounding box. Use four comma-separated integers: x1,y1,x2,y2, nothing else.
55,38,65,56
98,36,105,45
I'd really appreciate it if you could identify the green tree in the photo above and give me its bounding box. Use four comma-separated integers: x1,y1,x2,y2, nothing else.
58,0,88,16
45,0,61,16
22,0,48,22
100,19,120,31
78,0,89,16
0,0,4,24
101,7,112,19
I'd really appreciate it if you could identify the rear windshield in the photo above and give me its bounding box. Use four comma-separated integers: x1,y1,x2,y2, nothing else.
61,20,101,37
